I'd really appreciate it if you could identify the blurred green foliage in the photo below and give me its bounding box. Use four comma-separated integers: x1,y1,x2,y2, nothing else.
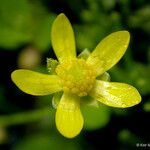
0,0,30,49
0,0,55,51
0,0,150,149
12,133,82,150
118,129,142,148
81,103,110,130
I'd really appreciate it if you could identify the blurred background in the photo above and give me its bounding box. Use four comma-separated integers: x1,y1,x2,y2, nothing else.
0,0,150,149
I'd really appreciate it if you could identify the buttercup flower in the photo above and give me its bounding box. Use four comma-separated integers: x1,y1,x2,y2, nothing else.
11,13,141,138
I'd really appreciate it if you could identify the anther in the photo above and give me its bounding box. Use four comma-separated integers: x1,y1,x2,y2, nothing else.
56,59,96,97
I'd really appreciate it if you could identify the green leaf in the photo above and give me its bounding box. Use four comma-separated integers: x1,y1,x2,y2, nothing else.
32,14,55,51
0,0,31,49
81,104,110,130
29,2,56,51
12,133,82,150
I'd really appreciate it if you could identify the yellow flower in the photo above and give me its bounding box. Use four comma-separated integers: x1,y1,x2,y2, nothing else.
11,13,141,138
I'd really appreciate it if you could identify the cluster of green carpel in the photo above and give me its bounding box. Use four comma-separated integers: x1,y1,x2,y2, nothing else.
56,58,96,97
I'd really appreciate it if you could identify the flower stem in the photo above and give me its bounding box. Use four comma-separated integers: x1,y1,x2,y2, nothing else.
0,107,50,127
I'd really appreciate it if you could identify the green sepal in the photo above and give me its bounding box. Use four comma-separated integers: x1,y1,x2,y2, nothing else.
52,92,62,109
78,48,91,60
97,72,111,81
80,96,99,108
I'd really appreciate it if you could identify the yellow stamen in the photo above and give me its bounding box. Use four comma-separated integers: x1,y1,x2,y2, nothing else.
56,59,96,97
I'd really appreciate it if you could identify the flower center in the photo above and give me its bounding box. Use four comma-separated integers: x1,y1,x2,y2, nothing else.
56,59,96,97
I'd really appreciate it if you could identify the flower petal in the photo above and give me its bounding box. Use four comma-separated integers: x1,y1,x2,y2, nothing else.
89,80,141,108
51,13,76,63
55,93,83,138
86,31,130,76
11,69,62,95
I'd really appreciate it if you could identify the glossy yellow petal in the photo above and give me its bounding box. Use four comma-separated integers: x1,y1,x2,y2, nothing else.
89,80,141,108
51,13,76,63
87,31,130,76
11,69,62,95
56,93,83,138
